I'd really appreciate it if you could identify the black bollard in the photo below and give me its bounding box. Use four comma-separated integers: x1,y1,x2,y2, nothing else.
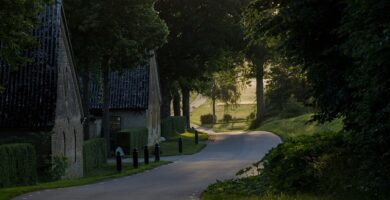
178,137,183,154
195,130,199,145
154,143,160,162
144,146,149,165
116,151,122,172
133,148,139,169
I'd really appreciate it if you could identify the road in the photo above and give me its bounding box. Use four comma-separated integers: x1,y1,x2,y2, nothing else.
15,131,281,200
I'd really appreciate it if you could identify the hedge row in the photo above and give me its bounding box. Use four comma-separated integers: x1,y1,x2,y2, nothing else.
0,143,37,187
83,138,107,174
116,128,148,155
161,116,187,138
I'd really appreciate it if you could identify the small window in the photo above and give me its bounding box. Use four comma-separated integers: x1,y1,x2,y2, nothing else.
74,129,77,163
110,116,121,133
63,131,66,156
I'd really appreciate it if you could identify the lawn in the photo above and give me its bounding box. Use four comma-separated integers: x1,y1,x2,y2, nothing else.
190,99,255,132
160,132,208,156
257,113,343,140
0,161,170,200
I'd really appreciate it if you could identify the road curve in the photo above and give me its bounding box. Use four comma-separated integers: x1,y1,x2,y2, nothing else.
15,131,281,200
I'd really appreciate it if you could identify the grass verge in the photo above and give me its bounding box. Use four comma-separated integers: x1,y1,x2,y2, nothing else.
160,132,208,156
257,113,343,140
201,193,330,200
0,161,170,200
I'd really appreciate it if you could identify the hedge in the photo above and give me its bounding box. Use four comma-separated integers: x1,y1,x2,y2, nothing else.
161,116,187,138
0,143,37,188
83,138,107,174
116,128,148,155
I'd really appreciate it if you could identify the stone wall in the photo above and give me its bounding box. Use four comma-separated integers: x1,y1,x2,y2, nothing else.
51,22,84,179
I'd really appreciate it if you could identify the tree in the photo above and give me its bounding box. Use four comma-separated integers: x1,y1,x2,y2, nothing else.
65,0,168,154
0,0,48,69
245,0,390,195
156,0,248,127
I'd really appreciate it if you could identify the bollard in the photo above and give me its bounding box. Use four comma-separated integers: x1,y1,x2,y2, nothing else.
195,130,199,145
144,146,149,165
133,148,139,169
116,151,122,172
178,137,183,154
154,143,160,162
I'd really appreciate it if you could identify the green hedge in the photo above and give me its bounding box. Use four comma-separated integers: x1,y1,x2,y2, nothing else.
116,128,148,155
83,138,107,174
161,116,187,138
0,143,37,188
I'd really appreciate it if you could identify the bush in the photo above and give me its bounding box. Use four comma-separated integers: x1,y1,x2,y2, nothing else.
116,128,148,155
0,143,38,187
48,156,68,181
201,114,216,124
161,116,187,138
223,114,233,122
279,96,310,118
258,131,350,194
83,138,107,174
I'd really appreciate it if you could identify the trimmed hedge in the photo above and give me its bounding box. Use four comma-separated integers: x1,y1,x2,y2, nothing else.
116,128,148,155
0,143,38,188
161,116,187,138
83,138,107,174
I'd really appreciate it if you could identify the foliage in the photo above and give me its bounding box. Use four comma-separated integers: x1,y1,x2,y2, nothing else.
48,156,67,181
0,0,49,69
223,114,233,123
0,161,170,200
116,128,148,155
0,143,37,188
161,116,187,138
200,114,216,125
245,0,390,196
83,138,107,174
278,96,310,119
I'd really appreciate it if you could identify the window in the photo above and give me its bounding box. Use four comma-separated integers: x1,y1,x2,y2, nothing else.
110,116,121,133
63,131,66,156
74,129,77,163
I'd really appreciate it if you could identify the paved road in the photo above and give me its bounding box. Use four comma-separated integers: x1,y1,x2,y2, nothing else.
15,131,281,200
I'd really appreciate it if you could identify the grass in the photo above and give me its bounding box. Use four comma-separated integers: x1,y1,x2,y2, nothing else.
202,193,330,200
190,99,255,132
0,161,170,200
257,113,343,140
160,132,208,156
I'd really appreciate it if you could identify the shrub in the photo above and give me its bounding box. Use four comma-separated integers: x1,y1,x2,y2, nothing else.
247,112,256,121
161,116,187,138
201,114,216,124
0,143,38,187
279,96,310,118
116,128,148,154
48,156,68,181
83,138,107,174
223,114,233,122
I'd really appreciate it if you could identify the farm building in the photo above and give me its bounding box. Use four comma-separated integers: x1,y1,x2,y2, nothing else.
0,1,84,178
88,53,162,148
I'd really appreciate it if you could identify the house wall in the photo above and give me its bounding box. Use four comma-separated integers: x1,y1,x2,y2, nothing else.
146,53,161,145
51,23,84,179
111,111,147,130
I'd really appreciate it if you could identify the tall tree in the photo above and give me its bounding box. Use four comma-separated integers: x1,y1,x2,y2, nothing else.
156,0,248,127
65,0,168,154
0,0,48,69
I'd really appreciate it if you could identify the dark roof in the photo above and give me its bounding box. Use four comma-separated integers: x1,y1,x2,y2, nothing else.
89,66,150,111
0,2,62,131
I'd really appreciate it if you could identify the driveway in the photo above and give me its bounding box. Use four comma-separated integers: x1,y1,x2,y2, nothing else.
15,131,281,200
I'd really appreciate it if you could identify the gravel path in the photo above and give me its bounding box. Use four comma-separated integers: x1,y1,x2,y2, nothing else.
15,131,281,200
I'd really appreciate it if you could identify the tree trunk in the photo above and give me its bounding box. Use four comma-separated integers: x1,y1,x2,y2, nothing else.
181,87,190,129
102,60,111,157
160,82,172,120
173,90,181,116
212,81,216,123
255,59,265,122
82,69,90,140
